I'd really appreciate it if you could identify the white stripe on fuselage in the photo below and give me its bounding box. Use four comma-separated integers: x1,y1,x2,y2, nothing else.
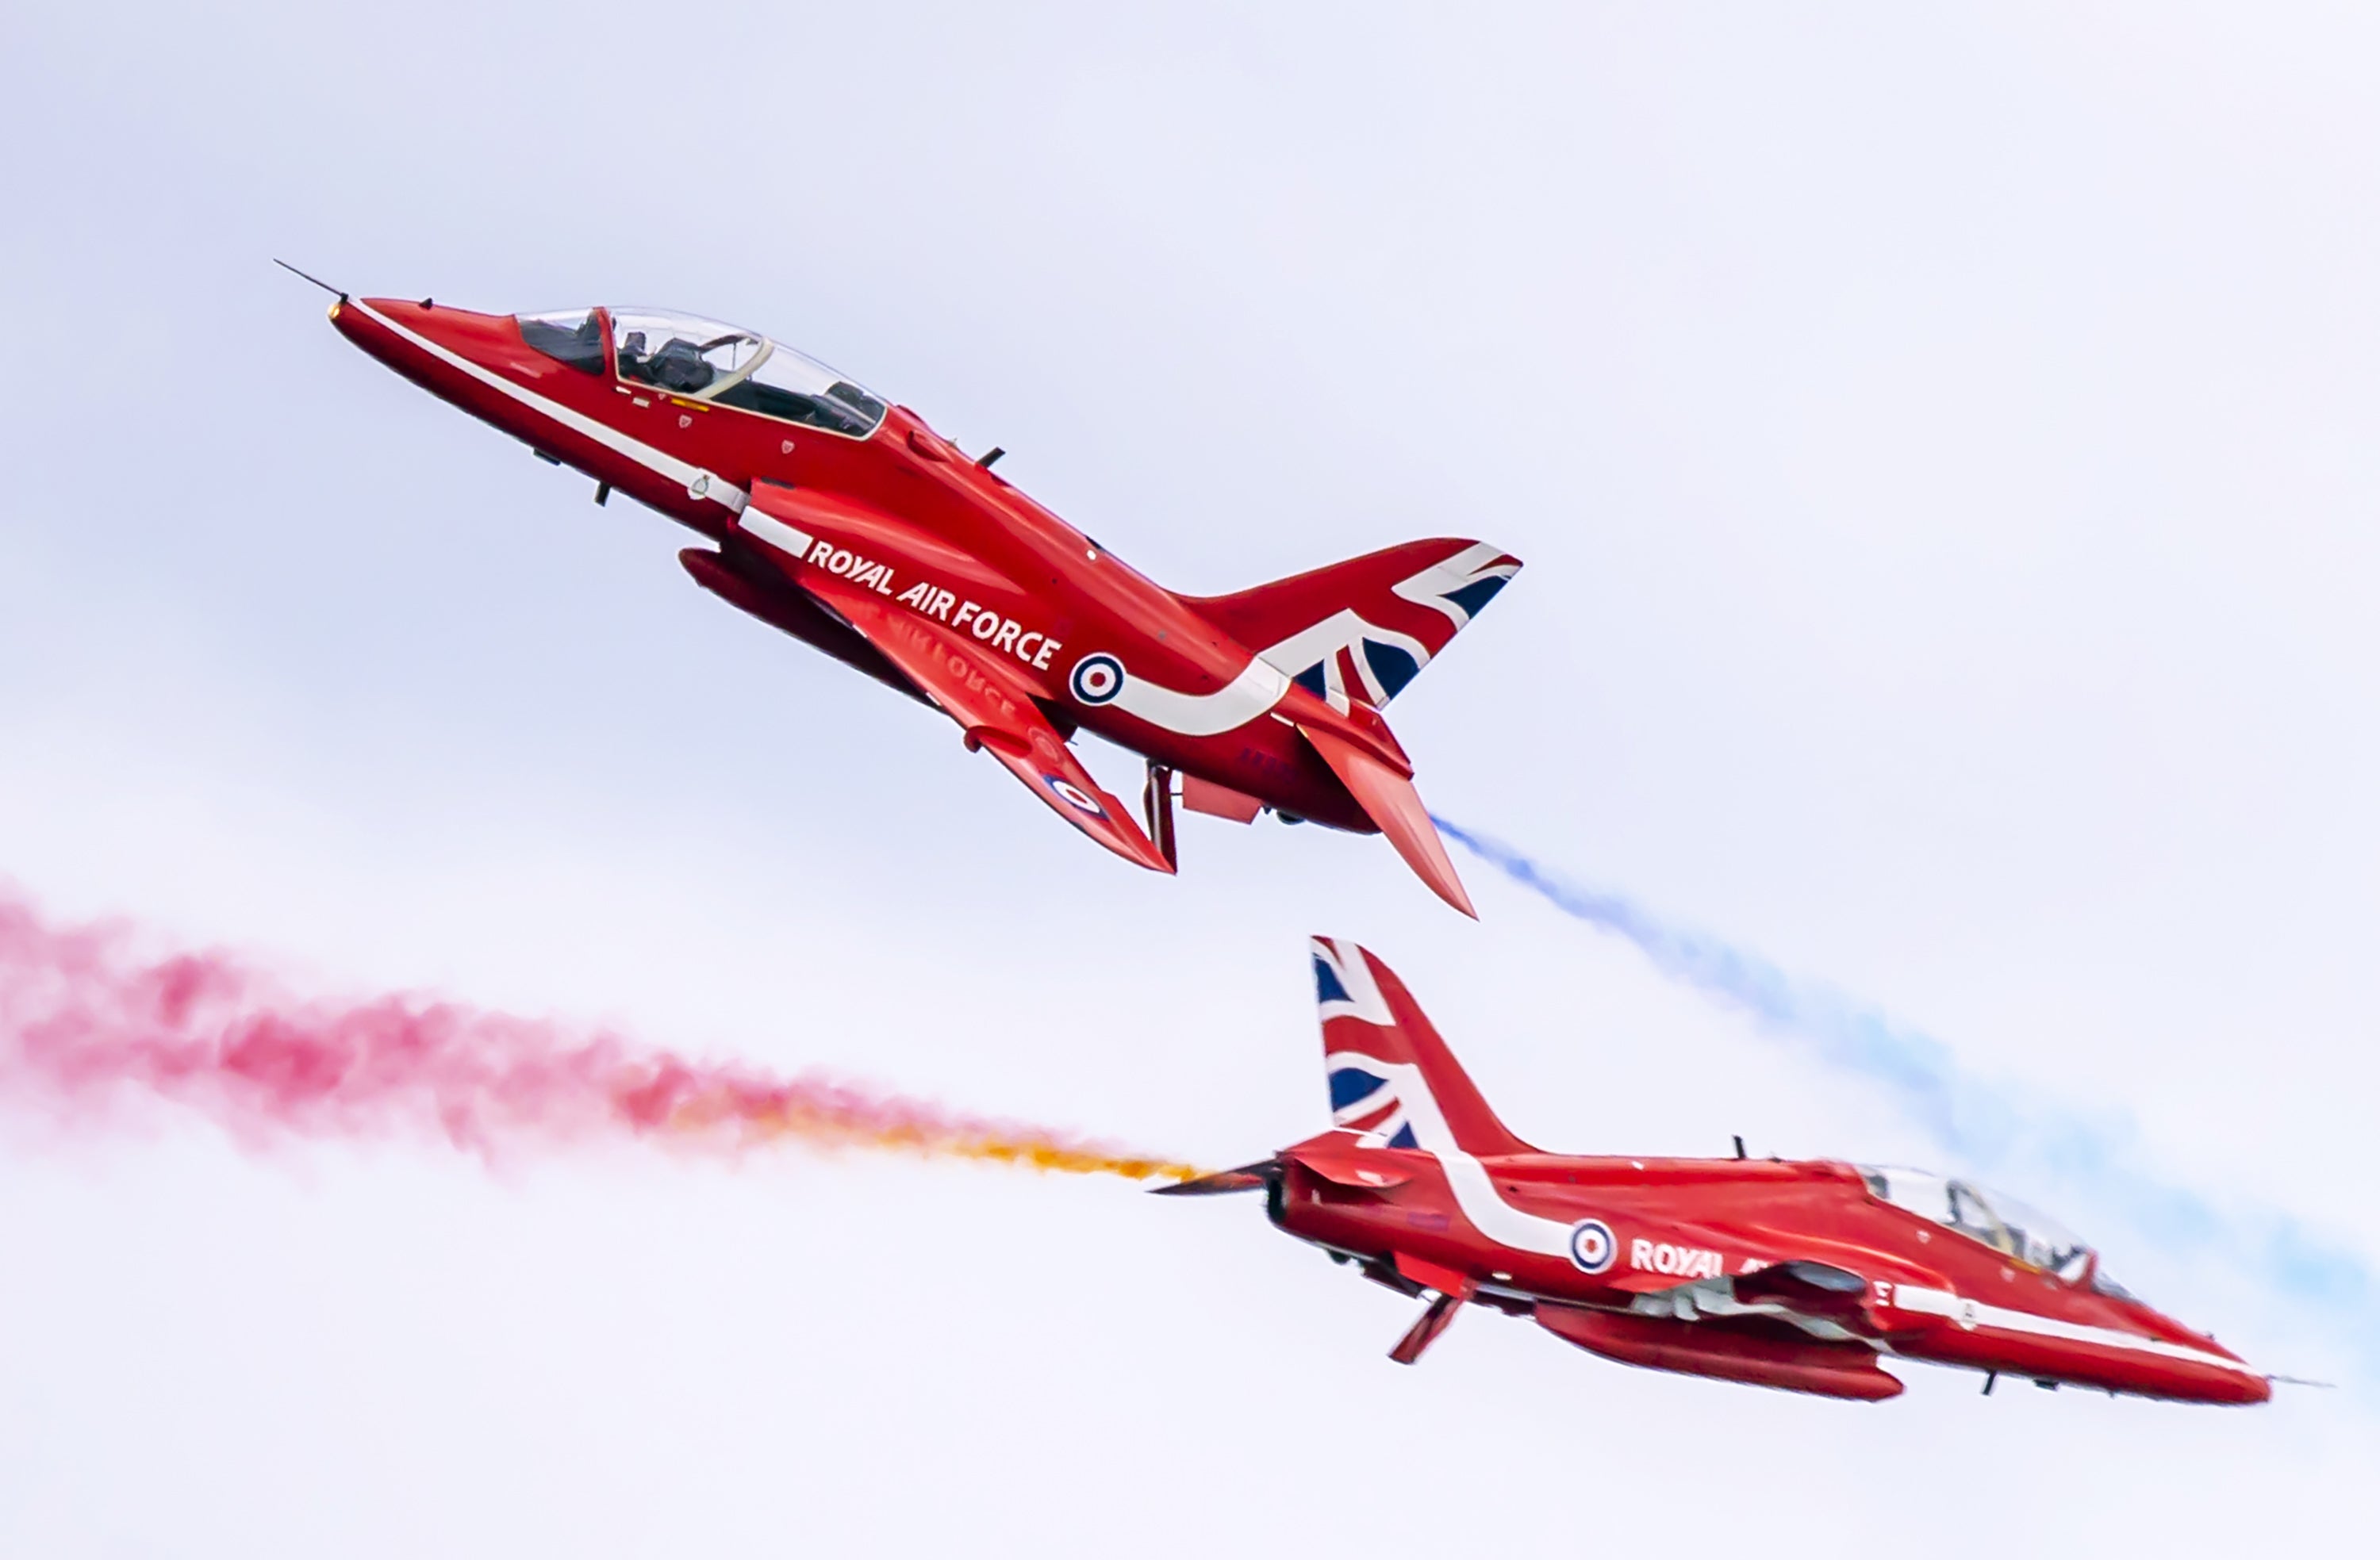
1108,654,1290,738
1888,1284,2256,1378
739,511,816,562
1335,1051,1573,1258
351,301,747,516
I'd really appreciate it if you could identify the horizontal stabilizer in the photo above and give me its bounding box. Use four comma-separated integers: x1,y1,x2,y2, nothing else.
1296,723,1474,917
1296,1148,1416,1190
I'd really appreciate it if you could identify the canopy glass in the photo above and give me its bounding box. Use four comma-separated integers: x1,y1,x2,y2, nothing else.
1859,1166,2128,1294
514,307,889,438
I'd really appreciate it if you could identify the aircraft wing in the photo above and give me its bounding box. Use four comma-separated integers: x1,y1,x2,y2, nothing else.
797,572,1176,875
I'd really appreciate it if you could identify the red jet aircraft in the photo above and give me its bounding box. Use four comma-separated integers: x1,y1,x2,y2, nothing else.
1160,938,2273,1405
305,275,1518,913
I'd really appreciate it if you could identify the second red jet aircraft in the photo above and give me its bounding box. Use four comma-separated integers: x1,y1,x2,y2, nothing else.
1161,938,2273,1405
309,280,1518,914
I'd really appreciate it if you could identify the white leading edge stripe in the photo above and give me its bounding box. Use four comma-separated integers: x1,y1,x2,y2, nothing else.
351,301,747,515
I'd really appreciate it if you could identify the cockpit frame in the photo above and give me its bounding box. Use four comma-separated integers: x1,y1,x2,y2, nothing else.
516,305,890,442
1858,1164,2125,1294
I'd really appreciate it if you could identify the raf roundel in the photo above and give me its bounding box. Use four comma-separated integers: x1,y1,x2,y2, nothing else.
1569,1218,1618,1274
1044,775,1104,815
1069,652,1125,705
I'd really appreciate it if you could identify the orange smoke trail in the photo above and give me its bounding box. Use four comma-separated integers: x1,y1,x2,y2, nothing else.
0,889,1205,1185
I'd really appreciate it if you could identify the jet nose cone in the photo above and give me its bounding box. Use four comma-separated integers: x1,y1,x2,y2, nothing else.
2191,1367,2274,1405
334,296,532,379
351,295,447,341
324,293,440,355
2140,1309,2273,1405
325,292,366,344
359,295,432,320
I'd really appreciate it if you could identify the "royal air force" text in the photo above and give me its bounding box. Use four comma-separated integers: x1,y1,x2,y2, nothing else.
800,539,1061,671
1630,1238,1727,1280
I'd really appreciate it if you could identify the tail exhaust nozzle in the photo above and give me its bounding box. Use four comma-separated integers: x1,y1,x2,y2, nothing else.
1147,1159,1277,1196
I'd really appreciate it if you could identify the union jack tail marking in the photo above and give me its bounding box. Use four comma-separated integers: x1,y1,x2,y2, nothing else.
1310,937,1534,1157
1183,539,1522,715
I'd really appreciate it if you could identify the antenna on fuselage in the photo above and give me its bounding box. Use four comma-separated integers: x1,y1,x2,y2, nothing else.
1732,1134,1746,1159
273,259,348,302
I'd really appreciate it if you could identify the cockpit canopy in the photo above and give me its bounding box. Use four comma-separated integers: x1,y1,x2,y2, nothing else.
516,307,889,439
1860,1165,2131,1296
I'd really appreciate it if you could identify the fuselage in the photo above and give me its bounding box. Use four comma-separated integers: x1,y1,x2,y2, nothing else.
1273,1136,2268,1404
327,295,1380,829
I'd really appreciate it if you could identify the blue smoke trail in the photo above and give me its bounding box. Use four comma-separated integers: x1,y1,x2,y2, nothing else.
1436,815,2372,1370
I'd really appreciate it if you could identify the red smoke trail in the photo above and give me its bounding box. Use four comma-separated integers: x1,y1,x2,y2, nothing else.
0,891,1203,1182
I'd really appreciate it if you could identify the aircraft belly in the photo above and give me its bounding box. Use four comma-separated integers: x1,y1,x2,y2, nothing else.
743,481,1380,829
407,349,722,534
1273,1159,1591,1305
680,549,927,705
1080,711,1372,831
1536,1305,1906,1401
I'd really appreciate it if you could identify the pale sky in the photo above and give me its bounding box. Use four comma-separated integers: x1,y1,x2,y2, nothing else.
4,3,2377,1553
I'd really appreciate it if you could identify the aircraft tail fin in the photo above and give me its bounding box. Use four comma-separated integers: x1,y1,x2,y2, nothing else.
1310,937,1532,1156
1184,540,1522,714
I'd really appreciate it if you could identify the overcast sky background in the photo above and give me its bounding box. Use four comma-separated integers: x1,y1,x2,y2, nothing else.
4,2,2377,1553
